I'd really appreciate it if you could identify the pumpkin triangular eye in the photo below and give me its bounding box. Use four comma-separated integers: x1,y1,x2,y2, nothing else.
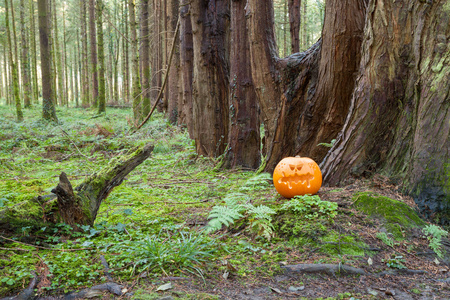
289,164,295,171
297,164,303,170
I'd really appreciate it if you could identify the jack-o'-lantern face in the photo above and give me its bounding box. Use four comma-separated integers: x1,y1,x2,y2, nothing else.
273,156,322,198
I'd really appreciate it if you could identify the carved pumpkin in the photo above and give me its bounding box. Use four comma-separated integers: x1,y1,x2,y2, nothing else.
273,156,322,198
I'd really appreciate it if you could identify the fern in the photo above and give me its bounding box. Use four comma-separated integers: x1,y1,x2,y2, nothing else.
205,193,247,234
423,224,448,258
205,193,276,240
239,173,272,192
246,204,276,240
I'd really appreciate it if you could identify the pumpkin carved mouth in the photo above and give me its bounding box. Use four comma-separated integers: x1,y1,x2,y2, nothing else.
279,172,314,189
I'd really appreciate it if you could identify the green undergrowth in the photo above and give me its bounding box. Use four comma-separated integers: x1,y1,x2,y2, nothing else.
0,105,436,298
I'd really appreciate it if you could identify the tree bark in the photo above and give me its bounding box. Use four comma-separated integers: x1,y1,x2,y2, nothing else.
190,0,230,157
80,0,90,107
140,0,151,118
179,0,194,135
97,0,106,113
166,0,179,124
53,0,65,106
89,0,99,107
245,0,366,171
223,0,260,169
20,0,32,108
288,0,301,54
322,0,450,222
5,0,23,122
129,0,142,122
38,0,57,121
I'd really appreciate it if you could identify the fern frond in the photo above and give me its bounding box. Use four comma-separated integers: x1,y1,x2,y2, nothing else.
222,193,249,211
205,205,243,234
247,204,276,221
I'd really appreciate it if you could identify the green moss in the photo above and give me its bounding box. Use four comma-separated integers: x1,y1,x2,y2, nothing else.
353,192,426,239
320,231,366,256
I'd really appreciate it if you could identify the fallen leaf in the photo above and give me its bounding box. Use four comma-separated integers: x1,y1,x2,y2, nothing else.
288,286,305,292
223,270,229,279
156,282,173,291
270,287,283,294
367,257,373,266
434,258,440,265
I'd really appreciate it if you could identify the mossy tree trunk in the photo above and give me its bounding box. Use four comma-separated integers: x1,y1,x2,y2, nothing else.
322,0,450,221
29,0,39,104
5,0,24,122
140,0,151,118
0,144,154,230
96,0,106,113
51,144,154,226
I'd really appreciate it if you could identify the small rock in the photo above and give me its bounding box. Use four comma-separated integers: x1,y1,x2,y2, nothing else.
288,286,305,292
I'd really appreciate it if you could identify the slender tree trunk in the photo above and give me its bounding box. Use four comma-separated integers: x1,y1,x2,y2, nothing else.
140,0,151,118
5,0,23,121
80,0,90,107
151,0,162,111
48,0,57,105
63,5,69,106
89,0,99,107
52,0,64,106
166,0,179,124
29,0,39,103
38,0,57,122
190,0,230,157
322,0,450,222
179,0,193,135
223,0,260,169
288,0,301,54
96,0,106,113
122,1,130,104
129,0,141,122
20,0,32,108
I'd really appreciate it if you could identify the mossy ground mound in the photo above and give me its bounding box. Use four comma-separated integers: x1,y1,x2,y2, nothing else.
352,192,426,240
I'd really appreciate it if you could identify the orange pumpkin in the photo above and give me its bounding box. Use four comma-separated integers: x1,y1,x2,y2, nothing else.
273,156,322,198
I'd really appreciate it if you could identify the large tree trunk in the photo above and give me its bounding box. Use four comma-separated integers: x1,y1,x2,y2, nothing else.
322,0,450,222
245,0,366,170
190,0,230,157
38,0,57,121
223,0,260,169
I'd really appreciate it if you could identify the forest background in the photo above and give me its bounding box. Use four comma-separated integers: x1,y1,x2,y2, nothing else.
0,0,449,299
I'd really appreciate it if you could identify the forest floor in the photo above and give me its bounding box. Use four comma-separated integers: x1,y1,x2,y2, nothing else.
0,105,449,300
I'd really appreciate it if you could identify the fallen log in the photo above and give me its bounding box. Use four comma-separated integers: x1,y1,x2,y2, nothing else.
0,143,154,231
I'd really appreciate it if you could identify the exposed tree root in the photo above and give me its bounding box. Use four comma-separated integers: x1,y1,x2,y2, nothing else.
0,272,37,300
282,263,428,278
